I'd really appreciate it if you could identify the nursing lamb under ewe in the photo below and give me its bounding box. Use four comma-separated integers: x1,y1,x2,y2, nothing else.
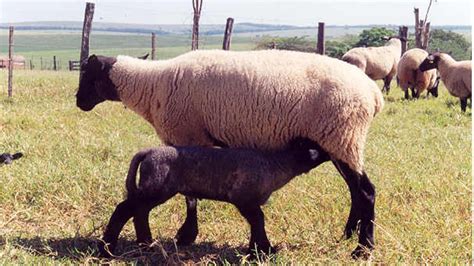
76,49,384,258
99,138,329,258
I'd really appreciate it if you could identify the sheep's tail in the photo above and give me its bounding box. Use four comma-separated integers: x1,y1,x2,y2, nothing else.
126,150,149,197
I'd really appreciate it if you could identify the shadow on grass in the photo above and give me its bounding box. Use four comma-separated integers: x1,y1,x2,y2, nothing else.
10,236,246,264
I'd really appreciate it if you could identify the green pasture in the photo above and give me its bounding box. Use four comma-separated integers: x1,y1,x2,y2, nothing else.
0,69,470,264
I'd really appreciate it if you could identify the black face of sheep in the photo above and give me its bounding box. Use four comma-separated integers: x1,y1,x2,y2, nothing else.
76,55,119,111
419,53,440,72
0,152,23,165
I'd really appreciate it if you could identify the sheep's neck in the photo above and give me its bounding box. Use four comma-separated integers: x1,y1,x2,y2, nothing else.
111,62,165,124
437,54,456,78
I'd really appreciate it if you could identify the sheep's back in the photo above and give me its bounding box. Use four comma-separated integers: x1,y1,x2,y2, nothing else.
179,50,382,171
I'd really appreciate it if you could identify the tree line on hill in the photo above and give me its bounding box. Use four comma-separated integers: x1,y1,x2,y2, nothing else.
255,27,472,61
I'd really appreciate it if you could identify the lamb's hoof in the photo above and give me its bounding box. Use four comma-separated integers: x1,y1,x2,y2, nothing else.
351,245,372,260
175,228,198,246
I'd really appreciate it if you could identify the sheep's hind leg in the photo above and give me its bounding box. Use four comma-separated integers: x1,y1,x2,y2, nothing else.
383,76,392,94
99,199,138,257
175,196,199,245
460,97,468,112
333,161,360,239
133,198,163,246
333,160,375,259
237,204,275,258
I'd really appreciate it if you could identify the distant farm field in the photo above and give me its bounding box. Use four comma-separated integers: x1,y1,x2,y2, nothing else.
0,31,256,70
0,69,470,264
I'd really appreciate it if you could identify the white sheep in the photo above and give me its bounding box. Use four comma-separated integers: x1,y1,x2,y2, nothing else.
76,49,384,258
397,48,440,99
342,36,405,94
419,52,472,111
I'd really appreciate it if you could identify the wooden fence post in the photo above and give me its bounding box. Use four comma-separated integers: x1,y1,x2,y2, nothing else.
399,26,408,55
192,0,203,50
222,17,234,50
53,56,57,71
422,22,430,49
316,22,325,55
80,2,95,76
30,59,33,70
151,32,156,60
8,26,14,97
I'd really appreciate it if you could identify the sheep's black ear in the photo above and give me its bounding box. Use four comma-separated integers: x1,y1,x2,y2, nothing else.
138,53,149,60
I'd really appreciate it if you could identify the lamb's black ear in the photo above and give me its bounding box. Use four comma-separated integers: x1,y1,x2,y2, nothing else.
12,153,23,160
138,53,149,60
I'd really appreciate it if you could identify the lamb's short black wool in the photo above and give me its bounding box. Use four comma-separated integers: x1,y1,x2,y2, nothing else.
99,138,330,259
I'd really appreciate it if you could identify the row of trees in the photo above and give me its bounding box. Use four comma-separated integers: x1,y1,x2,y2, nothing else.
255,27,471,60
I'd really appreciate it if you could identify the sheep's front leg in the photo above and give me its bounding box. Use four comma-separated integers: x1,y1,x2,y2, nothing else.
237,204,275,257
175,196,199,245
99,199,137,257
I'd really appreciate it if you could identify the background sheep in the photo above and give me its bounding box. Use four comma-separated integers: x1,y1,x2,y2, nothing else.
76,49,384,258
99,138,329,258
397,48,440,99
342,36,405,94
419,52,472,111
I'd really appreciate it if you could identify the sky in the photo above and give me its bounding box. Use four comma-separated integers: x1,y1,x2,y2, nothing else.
0,0,471,26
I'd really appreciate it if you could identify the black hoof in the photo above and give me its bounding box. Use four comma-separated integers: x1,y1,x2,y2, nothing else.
351,245,372,260
175,227,198,246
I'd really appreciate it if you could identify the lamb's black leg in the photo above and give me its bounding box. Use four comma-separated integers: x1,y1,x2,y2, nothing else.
460,97,467,112
333,160,375,259
99,199,137,257
404,89,409,100
175,196,198,245
237,204,274,257
133,199,162,246
333,160,360,239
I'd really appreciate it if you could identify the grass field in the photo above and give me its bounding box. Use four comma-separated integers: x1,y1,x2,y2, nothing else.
0,69,471,264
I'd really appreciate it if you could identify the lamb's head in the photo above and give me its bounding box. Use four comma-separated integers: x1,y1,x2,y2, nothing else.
419,52,441,72
286,138,329,171
76,55,119,111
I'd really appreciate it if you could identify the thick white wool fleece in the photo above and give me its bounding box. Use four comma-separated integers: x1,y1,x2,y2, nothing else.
109,50,384,172
342,38,401,81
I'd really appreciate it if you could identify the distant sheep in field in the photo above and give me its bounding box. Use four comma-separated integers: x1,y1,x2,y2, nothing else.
99,138,329,258
342,36,406,94
76,49,384,258
419,52,472,112
397,48,440,99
